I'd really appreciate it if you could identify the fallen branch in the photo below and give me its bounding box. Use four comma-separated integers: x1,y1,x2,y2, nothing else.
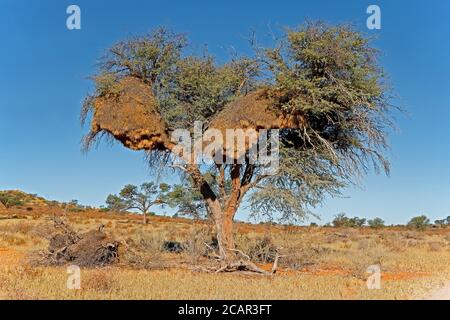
216,260,271,275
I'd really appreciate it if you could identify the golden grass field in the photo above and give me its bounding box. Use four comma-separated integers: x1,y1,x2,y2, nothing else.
2,203,450,300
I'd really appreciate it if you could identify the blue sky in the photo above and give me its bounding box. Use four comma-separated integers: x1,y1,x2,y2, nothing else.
1,0,450,225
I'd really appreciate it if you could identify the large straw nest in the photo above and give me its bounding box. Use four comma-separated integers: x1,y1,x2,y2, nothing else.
87,76,171,151
203,89,305,161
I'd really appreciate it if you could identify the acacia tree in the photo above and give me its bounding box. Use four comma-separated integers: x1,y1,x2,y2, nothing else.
106,182,169,224
82,24,395,269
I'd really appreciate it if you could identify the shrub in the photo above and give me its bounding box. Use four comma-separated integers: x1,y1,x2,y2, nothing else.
407,215,430,231
332,213,366,228
0,193,24,208
368,218,385,229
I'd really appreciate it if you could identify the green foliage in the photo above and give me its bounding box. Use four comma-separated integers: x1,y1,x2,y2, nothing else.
105,194,128,212
407,215,430,231
434,216,450,227
100,27,187,85
367,217,385,229
159,55,260,128
164,182,206,219
332,213,366,228
250,22,394,222
0,192,24,209
106,182,169,215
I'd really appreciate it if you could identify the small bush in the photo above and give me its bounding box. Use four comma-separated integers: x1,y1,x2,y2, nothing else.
367,218,385,229
332,214,366,228
0,193,24,208
247,236,278,263
407,215,430,231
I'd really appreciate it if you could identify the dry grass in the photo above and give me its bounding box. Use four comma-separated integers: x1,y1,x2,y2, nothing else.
2,208,450,300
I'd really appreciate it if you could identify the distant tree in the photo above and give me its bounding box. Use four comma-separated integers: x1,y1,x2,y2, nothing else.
433,216,450,227
99,206,110,213
332,213,350,227
368,217,385,229
434,219,446,227
164,182,207,219
0,192,24,209
332,213,366,228
446,216,450,225
106,182,169,224
350,217,367,228
407,215,430,231
105,194,128,212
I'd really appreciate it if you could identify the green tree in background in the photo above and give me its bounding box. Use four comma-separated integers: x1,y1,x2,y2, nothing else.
407,215,430,231
106,182,170,224
367,217,385,229
332,213,366,228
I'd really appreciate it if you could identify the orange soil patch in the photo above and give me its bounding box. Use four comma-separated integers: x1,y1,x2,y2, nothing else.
382,271,432,281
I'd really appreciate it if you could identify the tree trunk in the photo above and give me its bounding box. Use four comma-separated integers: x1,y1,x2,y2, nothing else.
143,211,147,224
184,163,239,262
212,207,237,262
212,164,241,261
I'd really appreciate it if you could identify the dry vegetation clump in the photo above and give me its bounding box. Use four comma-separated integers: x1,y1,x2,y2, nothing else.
235,235,278,264
0,221,34,235
183,225,216,265
83,269,115,292
34,218,120,267
323,228,360,244
281,245,329,270
0,221,45,248
381,232,410,252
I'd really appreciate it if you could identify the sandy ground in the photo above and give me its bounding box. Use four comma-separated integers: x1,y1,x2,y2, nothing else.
0,245,448,300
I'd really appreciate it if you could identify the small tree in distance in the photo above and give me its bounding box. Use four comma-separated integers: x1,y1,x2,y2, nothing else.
164,182,207,220
434,216,450,227
367,217,385,229
407,215,430,231
332,213,366,228
106,182,170,224
0,192,25,209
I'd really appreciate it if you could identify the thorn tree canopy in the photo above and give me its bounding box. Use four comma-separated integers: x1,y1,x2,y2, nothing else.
82,23,395,263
